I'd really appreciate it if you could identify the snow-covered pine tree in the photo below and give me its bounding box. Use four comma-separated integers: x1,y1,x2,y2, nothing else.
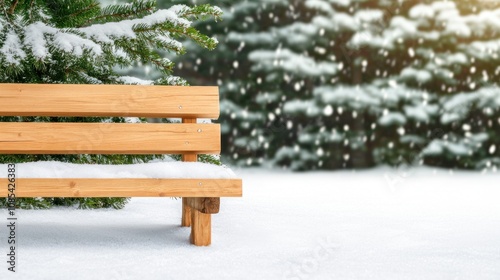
197,0,500,171
403,1,500,170
112,0,500,171
223,0,399,170
170,0,299,167
0,0,222,209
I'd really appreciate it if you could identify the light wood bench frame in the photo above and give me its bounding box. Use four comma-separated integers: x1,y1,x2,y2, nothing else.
0,83,242,246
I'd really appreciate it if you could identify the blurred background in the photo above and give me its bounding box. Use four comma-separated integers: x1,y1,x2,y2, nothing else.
119,0,500,171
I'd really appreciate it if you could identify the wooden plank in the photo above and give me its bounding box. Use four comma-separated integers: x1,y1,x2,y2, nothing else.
0,122,220,154
181,118,198,227
182,197,192,227
181,120,198,162
186,197,220,214
0,178,243,197
190,210,211,246
0,83,219,118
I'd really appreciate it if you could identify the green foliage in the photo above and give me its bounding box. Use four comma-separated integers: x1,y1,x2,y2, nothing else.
0,0,222,85
0,196,129,210
0,0,222,209
172,0,500,171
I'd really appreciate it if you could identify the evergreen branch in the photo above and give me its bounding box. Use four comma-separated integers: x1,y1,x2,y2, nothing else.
86,7,152,25
114,40,145,62
132,23,217,51
0,0,13,23
178,4,223,22
66,3,99,23
28,0,35,21
86,0,155,26
8,0,17,14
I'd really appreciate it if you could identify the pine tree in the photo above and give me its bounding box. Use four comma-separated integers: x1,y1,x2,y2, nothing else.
414,1,500,170
173,0,500,171
171,0,305,167
0,0,222,209
272,0,500,171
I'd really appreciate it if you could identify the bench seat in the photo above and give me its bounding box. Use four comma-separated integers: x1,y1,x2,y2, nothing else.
0,160,242,198
0,159,237,179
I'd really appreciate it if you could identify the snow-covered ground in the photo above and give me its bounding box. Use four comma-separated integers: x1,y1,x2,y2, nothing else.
1,167,500,280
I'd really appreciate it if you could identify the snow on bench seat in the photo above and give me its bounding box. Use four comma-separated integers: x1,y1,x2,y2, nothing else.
0,159,237,179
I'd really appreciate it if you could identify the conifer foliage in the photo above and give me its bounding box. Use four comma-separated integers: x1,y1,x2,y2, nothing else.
0,0,221,85
0,0,222,209
173,0,500,171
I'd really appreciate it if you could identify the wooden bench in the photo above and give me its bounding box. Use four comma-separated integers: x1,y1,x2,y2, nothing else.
0,83,242,246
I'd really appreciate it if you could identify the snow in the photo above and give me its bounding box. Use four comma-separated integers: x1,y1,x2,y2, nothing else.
355,10,384,23
1,4,194,66
445,142,471,156
24,22,103,59
445,53,468,65
316,86,380,109
440,112,461,124
1,31,26,65
400,67,432,83
331,13,359,31
445,20,471,38
116,76,154,85
389,16,418,35
469,132,489,143
378,112,407,126
344,1,500,52
53,31,103,57
305,0,336,16
228,32,275,45
431,1,456,12
24,22,51,59
249,49,338,77
422,140,444,155
80,6,190,43
349,31,385,48
1,167,500,279
0,160,237,179
441,86,500,124
409,4,435,19
467,40,500,59
283,100,318,115
399,135,425,145
404,105,432,122
422,140,471,157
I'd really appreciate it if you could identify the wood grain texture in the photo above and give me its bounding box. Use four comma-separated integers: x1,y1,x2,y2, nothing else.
181,120,198,227
0,83,219,118
181,197,192,227
0,178,243,197
0,122,220,154
186,197,220,214
190,210,211,246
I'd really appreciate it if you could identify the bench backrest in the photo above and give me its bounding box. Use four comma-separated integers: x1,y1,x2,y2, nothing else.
0,83,220,155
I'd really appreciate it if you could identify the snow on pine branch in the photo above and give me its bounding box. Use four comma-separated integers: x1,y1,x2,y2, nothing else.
12,5,191,61
0,3,221,84
80,6,191,44
249,48,338,77
1,31,26,65
303,0,500,52
25,22,104,60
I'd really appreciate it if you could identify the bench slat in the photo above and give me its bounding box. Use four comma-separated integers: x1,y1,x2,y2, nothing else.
0,83,219,118
0,122,220,154
0,178,243,197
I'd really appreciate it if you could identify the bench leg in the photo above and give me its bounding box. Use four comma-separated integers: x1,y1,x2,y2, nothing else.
181,198,191,227
190,209,211,246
